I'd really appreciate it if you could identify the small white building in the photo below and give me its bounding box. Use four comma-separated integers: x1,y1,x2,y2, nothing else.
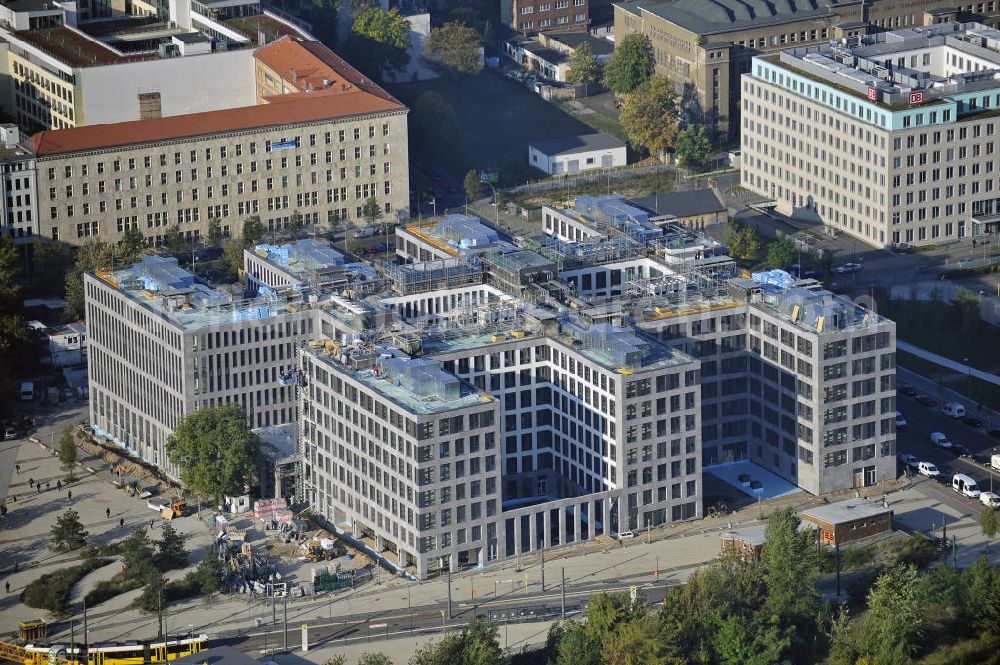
46,321,87,367
528,133,626,175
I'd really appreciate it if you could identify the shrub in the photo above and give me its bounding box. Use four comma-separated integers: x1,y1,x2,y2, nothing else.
83,576,144,607
21,558,110,614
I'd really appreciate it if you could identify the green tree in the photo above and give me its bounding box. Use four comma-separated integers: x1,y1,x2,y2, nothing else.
762,507,821,623
51,508,89,551
0,233,20,308
410,633,464,665
856,564,923,665
164,225,185,254
156,522,189,570
619,76,679,158
715,615,791,665
137,571,166,612
242,215,264,247
464,169,482,202
674,124,712,171
982,505,997,554
121,527,157,580
32,240,70,298
345,7,411,79
194,546,225,595
222,241,244,281
165,404,261,504
357,653,393,665
964,558,1000,643
426,22,482,77
766,235,797,269
119,226,147,261
207,218,223,247
602,613,684,665
0,235,28,412
727,221,760,261
550,621,599,665
59,426,77,469
603,33,654,94
566,42,601,86
288,210,304,239
412,91,467,169
362,198,384,225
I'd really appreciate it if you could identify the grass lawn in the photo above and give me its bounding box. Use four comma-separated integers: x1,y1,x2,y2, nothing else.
876,299,1000,372
386,73,594,185
898,350,1000,412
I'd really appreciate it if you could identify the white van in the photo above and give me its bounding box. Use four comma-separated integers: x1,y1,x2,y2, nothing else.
980,491,1000,508
918,461,941,478
930,432,953,449
952,473,981,498
942,402,966,418
19,381,33,401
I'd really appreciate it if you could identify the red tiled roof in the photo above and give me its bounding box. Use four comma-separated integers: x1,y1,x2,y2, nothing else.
28,37,406,157
29,90,404,157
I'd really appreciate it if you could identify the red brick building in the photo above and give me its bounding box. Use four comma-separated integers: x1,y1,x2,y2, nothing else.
801,498,893,546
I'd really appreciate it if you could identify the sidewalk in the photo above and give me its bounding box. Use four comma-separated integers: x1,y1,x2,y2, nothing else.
897,340,1000,388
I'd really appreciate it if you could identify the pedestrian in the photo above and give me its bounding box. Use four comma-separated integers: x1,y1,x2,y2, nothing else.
36,486,41,495
45,481,50,491
10,495,15,503
57,480,62,491
119,517,124,528
68,490,72,501
5,581,9,594
106,507,111,519
15,463,20,474
28,478,33,488
149,519,154,529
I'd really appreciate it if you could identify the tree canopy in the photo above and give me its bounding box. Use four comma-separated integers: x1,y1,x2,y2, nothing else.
619,75,679,158
766,235,797,269
165,404,261,502
566,42,601,86
603,33,654,94
51,509,89,551
65,240,144,320
0,234,30,412
674,124,712,170
362,198,383,225
464,169,482,202
727,220,760,261
345,7,412,79
59,427,77,469
426,22,483,77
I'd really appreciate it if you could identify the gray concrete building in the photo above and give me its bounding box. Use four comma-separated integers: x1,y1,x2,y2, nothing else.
741,22,1000,246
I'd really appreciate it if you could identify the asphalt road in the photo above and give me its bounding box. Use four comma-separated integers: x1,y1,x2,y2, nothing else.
894,367,1000,510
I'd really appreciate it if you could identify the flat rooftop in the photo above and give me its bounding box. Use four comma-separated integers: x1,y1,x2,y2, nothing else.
529,133,625,156
801,498,893,525
251,239,345,282
402,215,505,256
92,256,300,331
750,271,888,334
224,13,308,44
774,23,1000,106
13,26,156,67
614,0,833,35
307,346,494,416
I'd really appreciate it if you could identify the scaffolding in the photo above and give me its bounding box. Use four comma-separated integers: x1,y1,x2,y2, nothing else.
480,249,556,294
382,258,483,295
517,232,650,271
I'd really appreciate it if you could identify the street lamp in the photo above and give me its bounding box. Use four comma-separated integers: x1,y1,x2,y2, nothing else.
481,181,501,233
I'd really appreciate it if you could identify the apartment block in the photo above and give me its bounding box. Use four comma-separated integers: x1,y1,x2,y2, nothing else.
0,124,36,240
501,0,589,35
27,36,409,247
613,0,1000,140
741,22,1000,246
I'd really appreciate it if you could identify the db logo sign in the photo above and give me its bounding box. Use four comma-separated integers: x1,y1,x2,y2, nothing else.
867,87,877,101
909,91,924,105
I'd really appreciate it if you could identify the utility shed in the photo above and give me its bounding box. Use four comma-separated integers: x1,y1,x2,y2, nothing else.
720,525,765,561
800,498,892,546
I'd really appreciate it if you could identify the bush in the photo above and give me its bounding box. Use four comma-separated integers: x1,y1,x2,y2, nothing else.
21,558,110,614
895,534,941,569
84,576,144,607
819,546,874,573
165,573,203,602
80,541,124,560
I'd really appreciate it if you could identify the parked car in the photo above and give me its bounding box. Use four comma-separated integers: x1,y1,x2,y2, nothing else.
899,384,918,397
616,531,636,540
942,402,966,418
835,262,863,273
354,226,377,239
899,453,919,469
3,425,18,440
952,444,973,459
962,415,985,428
930,431,953,449
372,243,388,253
952,473,981,498
895,412,908,429
916,394,939,407
980,491,1000,508
918,461,941,478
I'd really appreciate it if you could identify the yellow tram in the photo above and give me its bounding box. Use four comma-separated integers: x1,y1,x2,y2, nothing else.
3,634,208,665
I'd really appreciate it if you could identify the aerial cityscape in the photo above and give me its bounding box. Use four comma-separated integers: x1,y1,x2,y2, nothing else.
1,0,999,662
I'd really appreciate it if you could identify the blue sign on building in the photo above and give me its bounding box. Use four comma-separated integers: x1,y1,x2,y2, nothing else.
271,140,299,151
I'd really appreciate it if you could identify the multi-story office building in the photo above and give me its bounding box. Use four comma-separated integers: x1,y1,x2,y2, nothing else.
741,22,1000,246
84,194,896,576
0,123,37,240
501,0,589,35
0,0,307,131
613,0,1000,140
27,36,410,246
84,254,317,476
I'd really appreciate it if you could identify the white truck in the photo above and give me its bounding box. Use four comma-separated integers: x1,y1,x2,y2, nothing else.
991,454,1000,472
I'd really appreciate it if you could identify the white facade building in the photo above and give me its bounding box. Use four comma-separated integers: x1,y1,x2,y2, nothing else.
528,133,627,175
